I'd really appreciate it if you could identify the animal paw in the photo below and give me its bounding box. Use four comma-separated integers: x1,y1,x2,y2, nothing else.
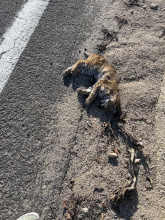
77,87,91,95
63,67,72,76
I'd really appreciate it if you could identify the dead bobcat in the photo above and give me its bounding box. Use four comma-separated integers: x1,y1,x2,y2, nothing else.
63,51,121,114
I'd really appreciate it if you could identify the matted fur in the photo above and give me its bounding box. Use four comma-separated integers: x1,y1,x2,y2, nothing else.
63,51,121,114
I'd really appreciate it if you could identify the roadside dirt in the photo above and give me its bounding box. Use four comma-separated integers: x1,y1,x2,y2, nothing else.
55,0,165,219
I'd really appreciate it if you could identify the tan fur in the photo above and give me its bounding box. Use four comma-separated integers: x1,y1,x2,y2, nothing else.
63,51,121,114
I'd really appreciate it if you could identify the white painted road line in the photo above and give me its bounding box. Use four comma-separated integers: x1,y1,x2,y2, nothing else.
0,0,50,94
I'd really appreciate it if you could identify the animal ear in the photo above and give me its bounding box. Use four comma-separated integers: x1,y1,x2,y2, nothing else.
84,50,92,58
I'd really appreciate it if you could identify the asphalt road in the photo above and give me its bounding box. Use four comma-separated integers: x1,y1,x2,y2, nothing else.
0,0,26,40
0,1,97,219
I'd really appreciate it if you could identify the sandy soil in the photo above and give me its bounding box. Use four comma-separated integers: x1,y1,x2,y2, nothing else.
57,0,165,219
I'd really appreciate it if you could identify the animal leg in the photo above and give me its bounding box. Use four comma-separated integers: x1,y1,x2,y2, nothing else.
63,59,85,76
71,59,85,75
85,82,100,106
63,66,73,76
77,87,92,95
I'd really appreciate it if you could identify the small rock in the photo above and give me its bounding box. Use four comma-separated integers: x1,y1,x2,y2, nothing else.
143,5,147,10
135,158,141,164
159,28,165,38
108,152,118,158
82,207,89,213
112,148,120,155
150,3,158,10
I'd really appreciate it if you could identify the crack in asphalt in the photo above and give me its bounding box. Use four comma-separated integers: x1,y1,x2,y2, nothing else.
59,110,83,195
0,0,50,93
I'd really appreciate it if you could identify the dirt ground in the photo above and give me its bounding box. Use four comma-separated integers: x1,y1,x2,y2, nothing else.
55,0,165,219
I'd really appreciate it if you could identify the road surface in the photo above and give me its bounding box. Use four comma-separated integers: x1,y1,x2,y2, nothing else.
0,1,97,219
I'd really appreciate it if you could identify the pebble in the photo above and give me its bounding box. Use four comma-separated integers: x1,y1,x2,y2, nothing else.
159,29,165,38
150,3,158,10
143,5,147,10
135,158,141,164
108,152,118,158
82,207,89,213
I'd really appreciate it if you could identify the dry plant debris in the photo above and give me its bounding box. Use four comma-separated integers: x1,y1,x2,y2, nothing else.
94,115,151,205
115,16,128,29
96,29,118,53
63,194,81,220
123,0,142,7
109,121,153,203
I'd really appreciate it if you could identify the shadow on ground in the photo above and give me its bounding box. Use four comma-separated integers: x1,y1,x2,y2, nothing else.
111,189,139,220
63,73,114,122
